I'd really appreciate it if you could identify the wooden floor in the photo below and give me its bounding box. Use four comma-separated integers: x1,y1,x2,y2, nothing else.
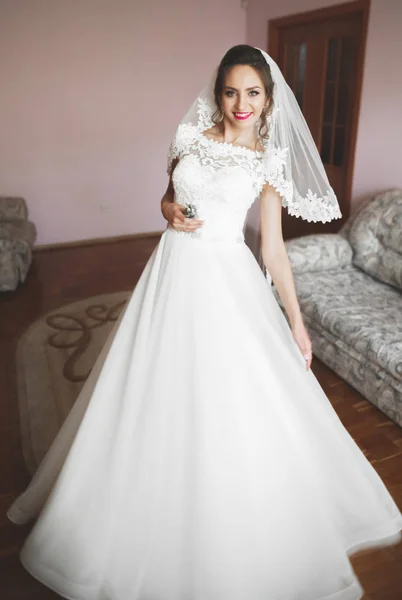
0,235,401,600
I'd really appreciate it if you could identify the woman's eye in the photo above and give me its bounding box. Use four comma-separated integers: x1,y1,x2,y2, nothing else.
224,90,260,97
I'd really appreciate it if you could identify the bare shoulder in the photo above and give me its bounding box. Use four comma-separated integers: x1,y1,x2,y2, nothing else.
202,125,223,142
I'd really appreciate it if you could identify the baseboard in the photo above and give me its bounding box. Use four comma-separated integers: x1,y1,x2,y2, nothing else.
34,230,164,252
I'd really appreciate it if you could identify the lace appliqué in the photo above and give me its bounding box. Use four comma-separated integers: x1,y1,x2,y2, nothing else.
257,147,342,223
195,131,264,192
167,125,199,175
167,98,214,175
167,119,342,224
256,146,293,204
287,189,342,223
168,123,268,201
196,98,214,132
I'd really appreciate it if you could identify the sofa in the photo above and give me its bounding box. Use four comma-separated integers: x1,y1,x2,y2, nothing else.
0,196,36,292
274,188,402,428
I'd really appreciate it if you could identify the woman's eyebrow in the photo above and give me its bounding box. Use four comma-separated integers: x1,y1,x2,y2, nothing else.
224,85,262,91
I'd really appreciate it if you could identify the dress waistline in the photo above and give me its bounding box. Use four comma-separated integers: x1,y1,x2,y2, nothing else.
165,225,245,244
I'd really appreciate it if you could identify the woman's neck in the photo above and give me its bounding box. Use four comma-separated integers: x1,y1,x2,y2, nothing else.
218,120,261,151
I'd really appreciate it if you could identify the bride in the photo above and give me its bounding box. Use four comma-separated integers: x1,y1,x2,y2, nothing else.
7,45,402,600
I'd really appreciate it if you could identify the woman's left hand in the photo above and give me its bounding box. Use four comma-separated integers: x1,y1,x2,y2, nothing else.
291,320,313,370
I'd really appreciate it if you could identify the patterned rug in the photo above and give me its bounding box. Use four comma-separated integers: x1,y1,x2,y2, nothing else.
15,291,131,475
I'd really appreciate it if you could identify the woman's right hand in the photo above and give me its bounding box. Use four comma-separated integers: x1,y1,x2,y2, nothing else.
163,202,204,232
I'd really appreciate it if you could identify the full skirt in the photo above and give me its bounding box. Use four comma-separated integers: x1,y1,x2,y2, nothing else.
7,227,402,600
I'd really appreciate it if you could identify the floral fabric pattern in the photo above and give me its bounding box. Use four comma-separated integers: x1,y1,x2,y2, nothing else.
0,197,36,292
348,188,402,291
274,188,402,427
285,233,353,273
167,95,341,225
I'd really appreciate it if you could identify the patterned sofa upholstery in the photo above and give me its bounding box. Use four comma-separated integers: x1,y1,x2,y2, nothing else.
0,196,36,292
274,188,402,427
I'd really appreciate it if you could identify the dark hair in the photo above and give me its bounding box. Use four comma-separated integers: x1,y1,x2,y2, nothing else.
213,45,274,140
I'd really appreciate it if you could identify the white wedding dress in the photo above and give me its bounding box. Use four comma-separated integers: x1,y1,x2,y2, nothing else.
8,125,402,600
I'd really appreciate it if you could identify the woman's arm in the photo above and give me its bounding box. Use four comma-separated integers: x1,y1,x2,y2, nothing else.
160,167,176,221
260,183,313,370
161,159,203,233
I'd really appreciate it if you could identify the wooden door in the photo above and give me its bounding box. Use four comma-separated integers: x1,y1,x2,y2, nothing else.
268,1,370,239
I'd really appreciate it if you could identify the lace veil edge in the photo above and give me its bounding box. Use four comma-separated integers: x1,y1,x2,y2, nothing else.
166,49,342,225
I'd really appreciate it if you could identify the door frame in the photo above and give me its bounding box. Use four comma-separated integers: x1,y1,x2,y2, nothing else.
268,0,370,219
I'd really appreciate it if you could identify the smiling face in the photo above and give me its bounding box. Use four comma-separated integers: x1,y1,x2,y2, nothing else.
220,64,269,132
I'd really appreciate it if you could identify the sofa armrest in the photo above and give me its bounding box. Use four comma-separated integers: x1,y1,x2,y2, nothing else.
0,196,28,221
285,233,353,274
0,220,36,247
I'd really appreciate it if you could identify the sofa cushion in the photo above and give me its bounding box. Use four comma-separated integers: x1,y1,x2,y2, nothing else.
0,220,36,246
286,234,353,274
292,266,402,382
0,196,28,221
348,188,402,291
0,250,20,291
302,316,402,427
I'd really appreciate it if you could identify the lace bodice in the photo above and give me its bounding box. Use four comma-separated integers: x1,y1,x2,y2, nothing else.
167,123,288,243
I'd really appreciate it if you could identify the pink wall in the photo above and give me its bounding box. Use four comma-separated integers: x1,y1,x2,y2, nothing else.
0,0,245,246
247,0,402,211
2,1,400,246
